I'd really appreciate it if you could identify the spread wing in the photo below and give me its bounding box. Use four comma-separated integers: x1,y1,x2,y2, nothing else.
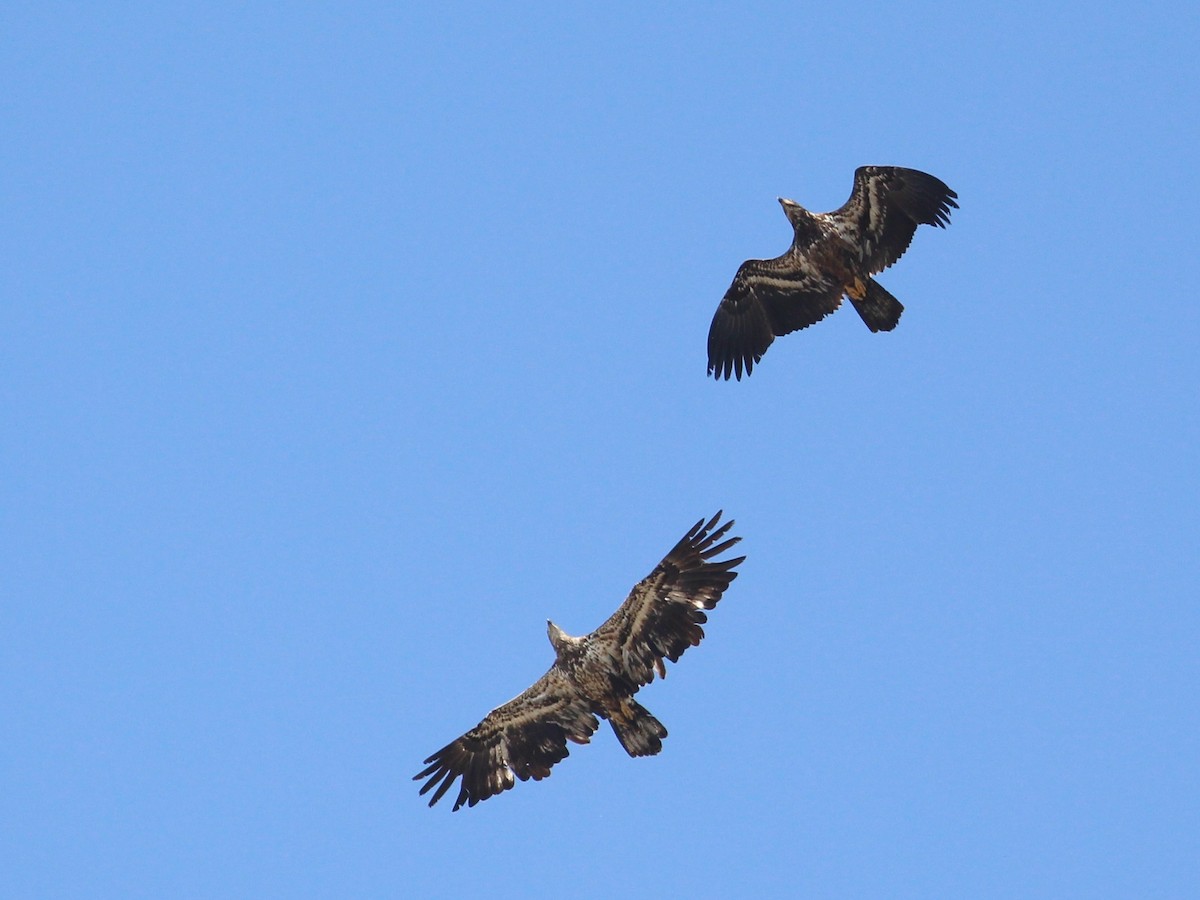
830,166,958,274
414,666,600,811
591,511,745,687
707,257,844,381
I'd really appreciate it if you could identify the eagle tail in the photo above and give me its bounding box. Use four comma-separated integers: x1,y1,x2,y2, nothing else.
609,699,667,758
848,278,904,333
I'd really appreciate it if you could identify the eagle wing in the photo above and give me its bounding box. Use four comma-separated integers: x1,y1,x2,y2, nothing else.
414,666,600,811
591,511,745,687
707,257,844,380
830,165,958,274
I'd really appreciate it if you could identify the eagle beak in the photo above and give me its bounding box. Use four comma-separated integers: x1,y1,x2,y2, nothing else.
777,197,795,208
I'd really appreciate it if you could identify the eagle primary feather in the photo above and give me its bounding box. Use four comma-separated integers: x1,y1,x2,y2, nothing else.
707,165,958,380
415,512,744,811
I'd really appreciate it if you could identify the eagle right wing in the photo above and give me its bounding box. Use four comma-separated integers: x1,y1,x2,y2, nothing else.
415,667,600,811
591,511,744,688
831,166,958,274
707,257,844,380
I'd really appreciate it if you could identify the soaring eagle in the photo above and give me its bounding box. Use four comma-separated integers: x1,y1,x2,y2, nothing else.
415,512,744,811
707,166,958,380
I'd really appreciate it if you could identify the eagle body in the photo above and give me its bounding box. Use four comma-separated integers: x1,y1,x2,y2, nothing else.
707,165,958,380
545,622,668,757
415,512,744,811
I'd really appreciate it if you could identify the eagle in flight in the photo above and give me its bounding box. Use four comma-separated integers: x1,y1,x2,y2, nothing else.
415,512,744,811
707,166,958,380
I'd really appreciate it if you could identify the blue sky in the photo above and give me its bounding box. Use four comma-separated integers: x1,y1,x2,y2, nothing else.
3,3,1198,897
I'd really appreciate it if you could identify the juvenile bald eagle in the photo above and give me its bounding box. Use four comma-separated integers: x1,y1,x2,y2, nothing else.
707,166,958,380
415,512,744,811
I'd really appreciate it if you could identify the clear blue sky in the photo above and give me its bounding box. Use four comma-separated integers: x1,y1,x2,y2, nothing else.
4,3,1198,897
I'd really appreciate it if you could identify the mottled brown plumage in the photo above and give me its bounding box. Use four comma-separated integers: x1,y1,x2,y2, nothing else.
415,512,744,811
707,166,958,380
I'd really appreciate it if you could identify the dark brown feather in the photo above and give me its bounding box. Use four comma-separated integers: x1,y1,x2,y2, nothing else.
832,166,958,274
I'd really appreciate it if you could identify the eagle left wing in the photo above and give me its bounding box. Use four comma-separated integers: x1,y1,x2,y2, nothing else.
707,257,844,380
831,166,958,274
591,512,744,688
415,666,600,811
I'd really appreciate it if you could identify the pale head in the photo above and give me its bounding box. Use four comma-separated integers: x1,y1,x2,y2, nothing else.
778,196,805,225
546,620,581,657
777,196,820,238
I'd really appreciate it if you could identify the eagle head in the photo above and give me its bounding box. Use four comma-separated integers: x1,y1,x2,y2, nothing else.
778,197,818,236
546,620,581,657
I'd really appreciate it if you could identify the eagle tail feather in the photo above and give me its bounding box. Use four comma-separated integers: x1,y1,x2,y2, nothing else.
849,279,903,333
609,700,667,758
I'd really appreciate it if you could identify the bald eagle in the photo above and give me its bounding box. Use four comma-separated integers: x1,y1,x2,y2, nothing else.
415,512,744,811
707,166,958,380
